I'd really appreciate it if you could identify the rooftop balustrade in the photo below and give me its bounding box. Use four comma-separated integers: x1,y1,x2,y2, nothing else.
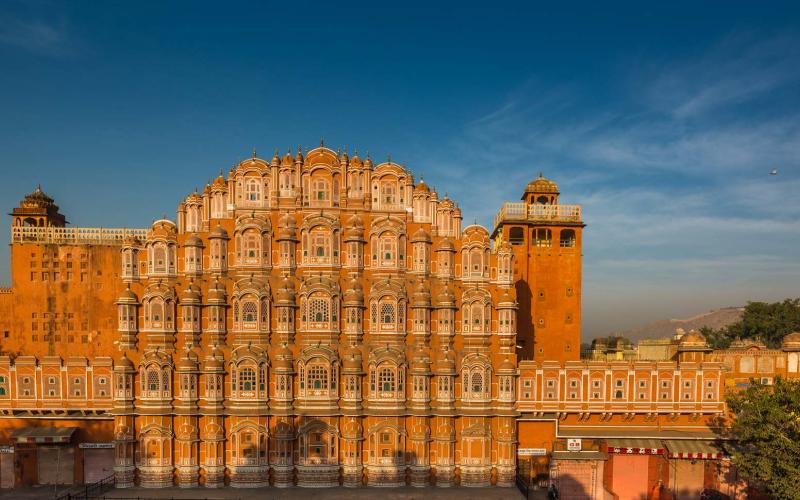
11,226,148,245
493,202,582,230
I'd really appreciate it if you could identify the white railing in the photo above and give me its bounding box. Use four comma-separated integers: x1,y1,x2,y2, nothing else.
493,202,582,229
11,226,148,245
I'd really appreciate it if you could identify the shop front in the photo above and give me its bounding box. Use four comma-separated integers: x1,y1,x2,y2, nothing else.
0,445,14,488
605,439,665,500
549,450,606,499
10,427,78,486
79,443,115,484
665,440,722,500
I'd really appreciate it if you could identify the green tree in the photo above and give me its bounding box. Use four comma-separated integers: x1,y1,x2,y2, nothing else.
727,377,800,499
701,298,800,349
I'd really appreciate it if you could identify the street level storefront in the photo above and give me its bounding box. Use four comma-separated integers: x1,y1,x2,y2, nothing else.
11,427,78,486
665,440,723,500
79,443,114,484
605,439,666,500
549,450,606,500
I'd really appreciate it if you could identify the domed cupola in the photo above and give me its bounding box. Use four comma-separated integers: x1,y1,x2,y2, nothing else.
412,281,431,308
277,213,298,241
344,215,365,241
344,277,364,306
116,284,138,305
209,224,229,240
411,227,432,243
272,343,294,372
411,347,430,372
12,185,67,227
203,345,225,372
523,173,560,204
177,348,199,372
435,285,456,308
207,278,227,303
184,234,203,248
782,332,800,352
275,276,297,305
180,282,202,304
414,179,431,194
281,151,294,167
343,346,363,372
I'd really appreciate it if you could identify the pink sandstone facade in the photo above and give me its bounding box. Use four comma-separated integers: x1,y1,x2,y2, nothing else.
0,145,781,498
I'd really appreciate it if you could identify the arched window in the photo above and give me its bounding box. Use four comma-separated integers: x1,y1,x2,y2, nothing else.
560,229,576,248
381,301,395,326
245,178,261,202
379,234,396,267
244,232,259,261
534,228,552,248
304,292,335,331
153,245,166,273
242,301,258,329
375,297,400,332
463,301,488,333
332,178,340,204
309,365,327,389
149,299,164,328
381,181,396,206
313,178,329,202
471,372,483,394
469,248,482,276
308,227,331,264
310,298,329,323
471,303,483,328
509,227,524,245
379,367,395,393
238,368,255,392
147,369,159,392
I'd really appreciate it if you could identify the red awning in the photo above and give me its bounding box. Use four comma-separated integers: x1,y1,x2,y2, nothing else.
11,427,77,444
664,440,722,459
606,439,664,455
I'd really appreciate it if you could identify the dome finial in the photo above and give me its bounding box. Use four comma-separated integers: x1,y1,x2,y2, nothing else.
320,137,324,147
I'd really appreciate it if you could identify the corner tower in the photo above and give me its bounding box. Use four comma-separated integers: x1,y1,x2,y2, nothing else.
491,174,584,362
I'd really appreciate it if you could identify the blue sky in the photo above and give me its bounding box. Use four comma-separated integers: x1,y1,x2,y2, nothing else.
1,1,798,338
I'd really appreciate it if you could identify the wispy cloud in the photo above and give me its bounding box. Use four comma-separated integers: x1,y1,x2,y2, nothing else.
644,34,800,119
0,12,73,55
427,32,800,337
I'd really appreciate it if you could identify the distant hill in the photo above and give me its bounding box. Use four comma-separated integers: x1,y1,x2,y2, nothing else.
617,307,744,342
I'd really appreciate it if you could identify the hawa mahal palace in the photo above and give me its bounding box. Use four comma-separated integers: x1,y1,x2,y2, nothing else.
1,144,785,498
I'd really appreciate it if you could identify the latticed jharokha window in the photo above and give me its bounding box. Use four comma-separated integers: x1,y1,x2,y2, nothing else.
470,372,483,394
238,368,255,392
381,302,395,325
314,178,328,201
153,246,166,272
379,368,395,394
381,182,396,205
245,178,261,202
380,236,396,266
147,370,159,391
308,364,329,390
242,301,257,328
310,298,329,322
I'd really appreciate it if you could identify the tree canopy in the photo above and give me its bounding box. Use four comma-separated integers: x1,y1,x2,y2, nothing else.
727,377,800,500
700,298,800,349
